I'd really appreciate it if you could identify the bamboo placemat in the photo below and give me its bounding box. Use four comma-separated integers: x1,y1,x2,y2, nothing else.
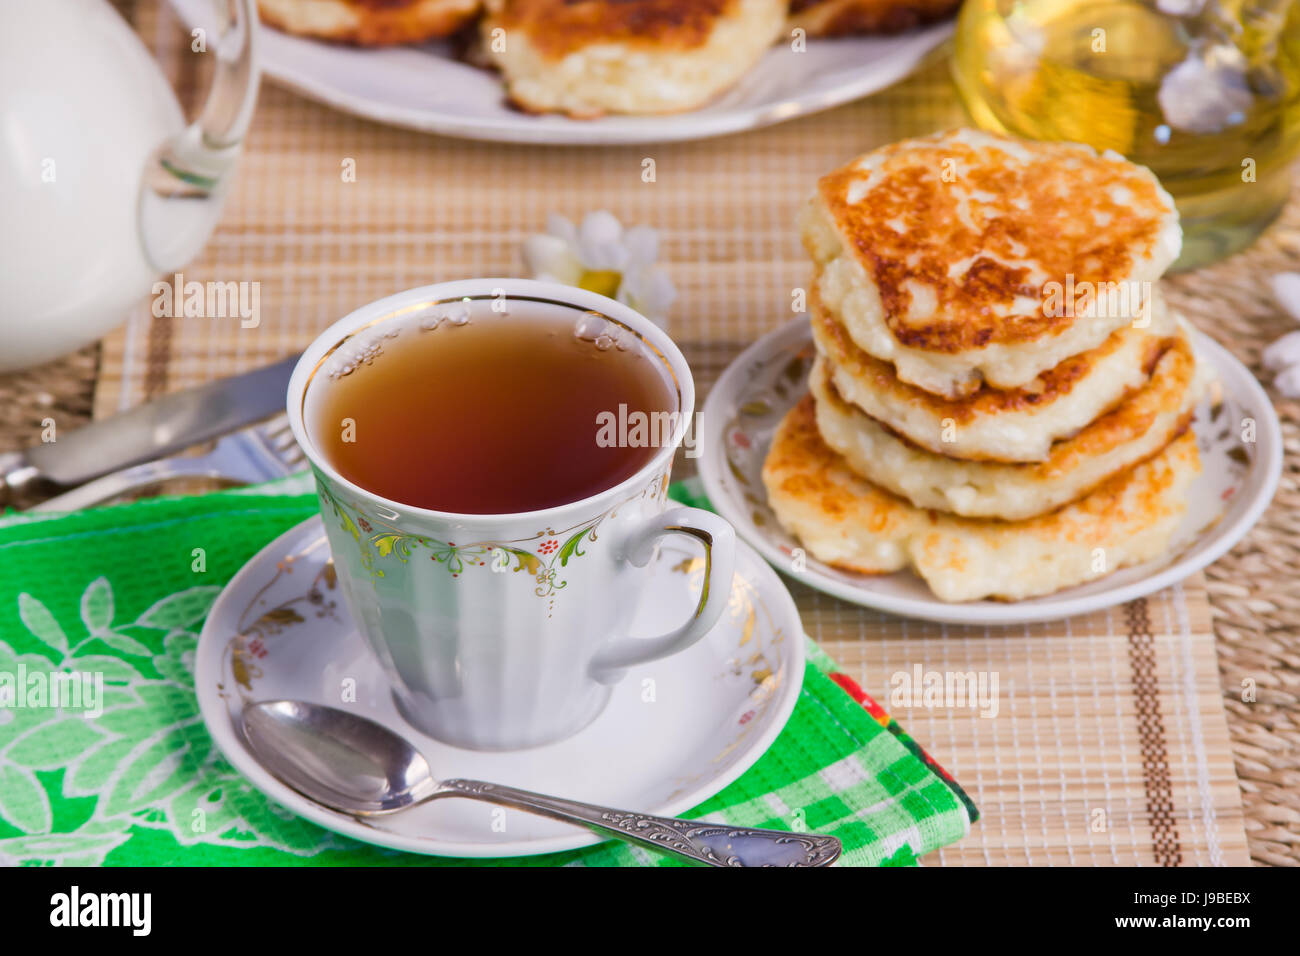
18,1,1300,864
1163,210,1300,867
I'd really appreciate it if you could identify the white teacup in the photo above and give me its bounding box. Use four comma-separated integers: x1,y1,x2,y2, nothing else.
287,279,736,750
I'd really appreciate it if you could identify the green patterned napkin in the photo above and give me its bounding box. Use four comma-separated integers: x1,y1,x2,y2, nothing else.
0,479,975,866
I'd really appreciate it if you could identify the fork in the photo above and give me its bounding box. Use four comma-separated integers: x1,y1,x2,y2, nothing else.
30,415,307,512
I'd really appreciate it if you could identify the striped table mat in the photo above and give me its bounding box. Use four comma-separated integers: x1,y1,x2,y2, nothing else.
95,1,1252,865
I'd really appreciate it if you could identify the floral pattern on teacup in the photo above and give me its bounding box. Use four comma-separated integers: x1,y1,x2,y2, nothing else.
315,472,670,599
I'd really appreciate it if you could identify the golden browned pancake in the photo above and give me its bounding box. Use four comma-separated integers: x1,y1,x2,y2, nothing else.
788,0,958,36
490,0,742,57
762,395,1201,602
258,0,481,45
809,317,1209,520
810,286,1177,461
480,0,786,116
801,129,1182,397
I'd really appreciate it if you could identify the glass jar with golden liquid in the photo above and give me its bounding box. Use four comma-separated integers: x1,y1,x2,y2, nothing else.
952,0,1300,269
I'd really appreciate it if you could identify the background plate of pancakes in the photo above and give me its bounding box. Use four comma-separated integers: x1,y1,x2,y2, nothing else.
169,0,952,144
698,317,1282,625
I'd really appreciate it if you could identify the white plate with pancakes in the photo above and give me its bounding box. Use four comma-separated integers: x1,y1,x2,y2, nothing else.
698,317,1282,625
170,0,951,144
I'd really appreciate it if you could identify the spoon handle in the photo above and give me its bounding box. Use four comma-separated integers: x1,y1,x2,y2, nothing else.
437,779,841,867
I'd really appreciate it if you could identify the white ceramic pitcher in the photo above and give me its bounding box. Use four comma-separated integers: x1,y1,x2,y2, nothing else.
0,0,260,372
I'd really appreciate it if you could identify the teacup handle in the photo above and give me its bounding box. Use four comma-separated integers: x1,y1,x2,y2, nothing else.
139,0,261,271
589,507,737,685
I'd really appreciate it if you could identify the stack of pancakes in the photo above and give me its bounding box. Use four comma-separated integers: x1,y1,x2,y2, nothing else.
763,129,1212,602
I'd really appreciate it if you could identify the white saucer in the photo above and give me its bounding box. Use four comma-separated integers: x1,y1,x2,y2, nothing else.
697,318,1283,626
195,516,805,858
171,0,949,145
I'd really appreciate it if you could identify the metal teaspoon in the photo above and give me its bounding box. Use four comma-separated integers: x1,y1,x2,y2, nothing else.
240,699,842,867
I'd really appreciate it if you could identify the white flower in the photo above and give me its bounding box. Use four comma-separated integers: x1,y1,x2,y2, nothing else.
1264,273,1300,398
522,211,677,330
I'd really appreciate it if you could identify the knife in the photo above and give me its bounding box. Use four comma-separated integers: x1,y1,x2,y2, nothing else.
0,356,299,503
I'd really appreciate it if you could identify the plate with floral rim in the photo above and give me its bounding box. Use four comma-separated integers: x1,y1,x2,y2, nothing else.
194,515,804,857
696,317,1283,626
